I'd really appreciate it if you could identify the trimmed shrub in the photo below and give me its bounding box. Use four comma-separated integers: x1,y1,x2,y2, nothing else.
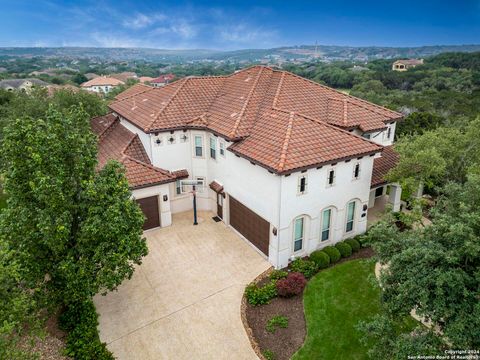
345,238,361,252
59,300,114,360
335,242,352,258
290,258,318,278
245,281,277,306
309,250,330,269
323,246,341,263
276,272,307,297
269,269,288,281
356,234,370,248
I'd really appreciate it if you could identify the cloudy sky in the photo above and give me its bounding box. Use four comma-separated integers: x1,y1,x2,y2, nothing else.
0,0,479,49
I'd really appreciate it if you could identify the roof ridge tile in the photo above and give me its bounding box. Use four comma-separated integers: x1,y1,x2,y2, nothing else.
148,78,190,131
278,112,295,171
229,66,264,138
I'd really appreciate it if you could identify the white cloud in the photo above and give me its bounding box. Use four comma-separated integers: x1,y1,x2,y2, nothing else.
90,32,148,48
150,19,197,39
217,24,277,46
123,13,166,29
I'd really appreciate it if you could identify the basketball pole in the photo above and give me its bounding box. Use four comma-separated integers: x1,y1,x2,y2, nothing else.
193,185,198,225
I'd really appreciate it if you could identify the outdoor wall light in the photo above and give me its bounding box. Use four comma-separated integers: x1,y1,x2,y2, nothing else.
156,138,162,145
181,134,187,141
163,195,168,201
272,227,277,236
168,136,175,143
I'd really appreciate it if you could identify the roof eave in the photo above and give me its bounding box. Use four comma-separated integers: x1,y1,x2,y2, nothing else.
227,147,383,176
129,177,176,190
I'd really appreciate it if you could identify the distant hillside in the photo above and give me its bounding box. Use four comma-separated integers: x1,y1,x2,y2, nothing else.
0,44,479,63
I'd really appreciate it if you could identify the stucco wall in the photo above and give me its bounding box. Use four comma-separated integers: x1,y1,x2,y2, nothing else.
121,118,381,268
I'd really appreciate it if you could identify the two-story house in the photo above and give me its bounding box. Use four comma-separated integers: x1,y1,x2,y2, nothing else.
81,76,124,93
91,66,403,269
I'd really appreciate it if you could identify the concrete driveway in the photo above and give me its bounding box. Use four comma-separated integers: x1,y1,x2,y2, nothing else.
94,211,270,360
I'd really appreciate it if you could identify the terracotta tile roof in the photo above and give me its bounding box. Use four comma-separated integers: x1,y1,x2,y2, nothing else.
114,83,153,101
81,76,124,87
139,76,155,83
393,59,424,66
229,109,382,174
371,146,399,187
151,74,175,83
91,113,117,136
209,181,224,193
172,169,189,179
91,114,180,189
109,66,402,174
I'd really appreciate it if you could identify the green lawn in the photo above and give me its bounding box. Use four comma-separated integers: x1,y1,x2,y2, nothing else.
293,259,414,360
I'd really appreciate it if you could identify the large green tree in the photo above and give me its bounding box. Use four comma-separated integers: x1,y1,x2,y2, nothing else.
360,172,480,356
387,118,480,196
0,104,147,309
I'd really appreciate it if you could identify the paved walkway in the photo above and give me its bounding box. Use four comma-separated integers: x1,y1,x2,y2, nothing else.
94,211,270,360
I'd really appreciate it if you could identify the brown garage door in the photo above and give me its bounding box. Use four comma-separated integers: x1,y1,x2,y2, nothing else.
229,196,269,256
136,196,160,230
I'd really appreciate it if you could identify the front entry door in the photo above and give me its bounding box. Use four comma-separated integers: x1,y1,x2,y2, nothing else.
217,193,223,219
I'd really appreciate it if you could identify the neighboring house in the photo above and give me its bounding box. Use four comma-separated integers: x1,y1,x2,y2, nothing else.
392,59,424,71
110,72,138,82
0,78,48,92
84,73,100,80
139,76,155,84
46,84,79,96
93,66,403,269
81,76,124,93
150,73,175,87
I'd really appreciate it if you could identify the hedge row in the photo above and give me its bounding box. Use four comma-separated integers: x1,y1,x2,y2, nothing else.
59,300,114,360
245,235,368,306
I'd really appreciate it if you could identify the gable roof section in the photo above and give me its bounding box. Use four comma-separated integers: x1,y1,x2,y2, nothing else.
229,109,382,174
91,114,184,189
371,146,399,187
81,76,124,87
109,66,402,174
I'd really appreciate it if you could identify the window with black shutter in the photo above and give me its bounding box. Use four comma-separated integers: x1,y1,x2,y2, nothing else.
354,163,360,179
298,175,307,194
328,169,335,185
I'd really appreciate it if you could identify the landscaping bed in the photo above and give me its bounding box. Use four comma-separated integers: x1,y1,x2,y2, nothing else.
243,235,373,360
246,294,305,360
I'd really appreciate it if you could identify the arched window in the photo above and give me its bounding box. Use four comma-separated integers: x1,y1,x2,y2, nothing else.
345,200,357,232
321,207,334,241
293,216,305,252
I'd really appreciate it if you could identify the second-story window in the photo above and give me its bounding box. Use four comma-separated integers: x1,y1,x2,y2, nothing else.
210,137,216,159
353,163,360,179
386,127,392,139
298,175,307,194
219,141,225,156
327,169,335,186
194,135,203,157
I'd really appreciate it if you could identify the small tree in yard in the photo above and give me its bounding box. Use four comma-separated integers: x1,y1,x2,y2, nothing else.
0,105,148,357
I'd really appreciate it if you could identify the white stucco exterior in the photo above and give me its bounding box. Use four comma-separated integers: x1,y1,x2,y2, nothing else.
118,113,397,269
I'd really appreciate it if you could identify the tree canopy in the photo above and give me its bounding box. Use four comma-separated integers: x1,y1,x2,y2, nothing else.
0,105,147,357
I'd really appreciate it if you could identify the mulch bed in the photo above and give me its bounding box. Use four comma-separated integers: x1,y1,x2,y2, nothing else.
18,311,70,360
244,246,374,360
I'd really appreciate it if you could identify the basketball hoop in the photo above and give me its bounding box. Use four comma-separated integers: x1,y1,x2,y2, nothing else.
179,179,205,225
